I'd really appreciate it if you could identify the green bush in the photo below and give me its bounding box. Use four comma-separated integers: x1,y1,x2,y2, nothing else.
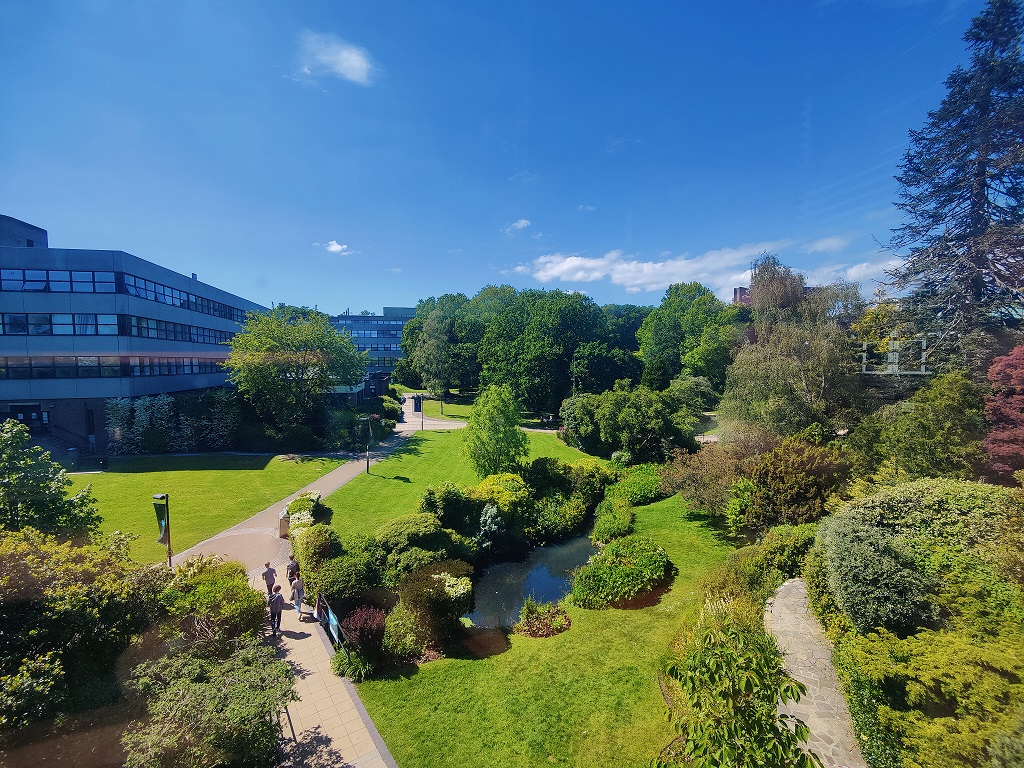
513,597,571,638
397,560,474,645
746,437,853,531
331,646,375,682
522,457,574,498
530,492,587,543
568,458,614,509
570,535,670,609
590,495,634,544
817,512,933,635
304,550,379,608
380,395,403,421
383,600,430,660
420,482,480,537
162,558,265,649
607,463,665,506
374,513,474,586
292,523,343,575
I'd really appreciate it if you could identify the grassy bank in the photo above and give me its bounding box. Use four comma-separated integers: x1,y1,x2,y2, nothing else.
70,454,344,563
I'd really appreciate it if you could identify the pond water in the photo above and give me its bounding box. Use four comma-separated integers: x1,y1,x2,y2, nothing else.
466,535,597,628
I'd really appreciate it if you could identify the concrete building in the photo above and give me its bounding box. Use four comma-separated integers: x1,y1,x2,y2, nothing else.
331,306,415,376
0,215,267,452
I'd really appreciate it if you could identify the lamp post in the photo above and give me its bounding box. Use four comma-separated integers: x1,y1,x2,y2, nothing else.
358,416,370,474
153,493,172,568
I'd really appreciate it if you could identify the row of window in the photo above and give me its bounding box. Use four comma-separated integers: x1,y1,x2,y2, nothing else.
334,318,408,326
123,274,247,322
0,269,250,323
127,316,233,344
1,269,116,293
355,343,401,352
368,357,393,367
0,313,233,344
348,329,401,338
0,355,224,380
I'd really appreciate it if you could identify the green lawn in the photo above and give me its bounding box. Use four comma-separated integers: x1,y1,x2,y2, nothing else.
70,454,344,563
357,496,733,768
323,431,595,539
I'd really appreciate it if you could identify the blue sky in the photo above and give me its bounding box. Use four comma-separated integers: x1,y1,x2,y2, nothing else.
0,0,980,312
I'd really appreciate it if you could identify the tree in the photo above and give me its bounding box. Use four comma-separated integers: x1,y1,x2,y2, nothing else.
851,371,987,480
412,308,460,412
462,385,529,478
889,0,1024,369
0,420,100,536
718,255,865,435
224,305,366,428
122,639,295,768
986,345,1024,477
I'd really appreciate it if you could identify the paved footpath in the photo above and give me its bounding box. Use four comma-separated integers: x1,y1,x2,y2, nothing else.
173,436,422,768
765,578,867,768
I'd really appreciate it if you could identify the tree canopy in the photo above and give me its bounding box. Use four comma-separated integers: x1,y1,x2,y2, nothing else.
890,0,1024,368
0,420,100,536
462,385,529,478
224,305,366,428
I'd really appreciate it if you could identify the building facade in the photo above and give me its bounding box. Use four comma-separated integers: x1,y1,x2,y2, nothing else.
331,306,415,375
0,216,267,451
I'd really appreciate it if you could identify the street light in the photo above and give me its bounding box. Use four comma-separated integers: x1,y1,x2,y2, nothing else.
358,416,371,474
152,493,172,568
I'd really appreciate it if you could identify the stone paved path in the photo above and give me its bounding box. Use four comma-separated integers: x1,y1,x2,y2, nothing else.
765,578,867,768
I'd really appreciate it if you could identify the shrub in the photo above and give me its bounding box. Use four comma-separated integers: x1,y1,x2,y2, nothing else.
339,606,386,663
331,646,375,682
513,597,571,638
420,482,480,537
569,458,615,509
292,523,343,575
476,503,506,559
162,559,265,649
658,598,815,767
467,473,533,529
570,535,670,609
374,513,474,585
816,513,933,635
304,550,379,608
397,560,474,645
659,444,741,517
383,600,430,661
380,395,403,421
530,493,587,543
591,495,633,545
607,463,664,506
522,457,573,498
746,437,853,531
610,449,633,466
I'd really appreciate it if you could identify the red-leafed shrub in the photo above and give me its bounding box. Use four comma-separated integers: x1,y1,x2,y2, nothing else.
340,606,387,659
986,345,1024,479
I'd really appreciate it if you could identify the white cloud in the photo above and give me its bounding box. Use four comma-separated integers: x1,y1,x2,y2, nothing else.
521,241,790,297
501,218,531,236
385,267,402,273
801,257,901,287
576,204,597,212
802,236,850,254
299,32,374,85
532,231,544,239
314,240,354,255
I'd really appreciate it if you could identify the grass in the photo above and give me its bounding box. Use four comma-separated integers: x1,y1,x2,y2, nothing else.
356,495,733,767
69,454,344,563
322,431,596,539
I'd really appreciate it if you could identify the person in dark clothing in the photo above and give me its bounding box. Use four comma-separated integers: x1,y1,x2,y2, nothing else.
268,585,285,635
261,562,277,595
286,554,299,583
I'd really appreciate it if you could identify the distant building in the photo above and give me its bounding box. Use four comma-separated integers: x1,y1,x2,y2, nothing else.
331,307,415,376
0,215,267,451
732,286,751,306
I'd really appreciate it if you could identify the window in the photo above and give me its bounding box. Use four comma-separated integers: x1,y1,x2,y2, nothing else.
74,314,97,335
28,314,51,335
52,314,74,335
55,356,77,378
31,357,55,378
2,314,28,334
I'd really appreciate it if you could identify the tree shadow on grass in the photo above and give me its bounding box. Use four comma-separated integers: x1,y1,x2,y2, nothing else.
679,505,736,548
387,475,412,483
106,453,279,474
278,725,353,768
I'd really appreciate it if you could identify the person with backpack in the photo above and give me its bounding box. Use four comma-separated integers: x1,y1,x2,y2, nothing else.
268,584,285,636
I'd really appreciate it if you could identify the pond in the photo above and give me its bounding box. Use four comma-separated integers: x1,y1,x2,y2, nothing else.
466,535,597,628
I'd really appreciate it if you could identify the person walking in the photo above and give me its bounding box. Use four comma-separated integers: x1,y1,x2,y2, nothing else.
286,554,299,583
268,584,285,636
261,562,277,595
290,571,306,620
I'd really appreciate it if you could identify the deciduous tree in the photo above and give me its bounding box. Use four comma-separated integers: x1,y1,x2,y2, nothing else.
0,420,100,536
224,305,366,428
462,385,529,478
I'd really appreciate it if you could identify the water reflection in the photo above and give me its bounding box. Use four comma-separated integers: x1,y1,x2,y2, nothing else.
467,535,596,628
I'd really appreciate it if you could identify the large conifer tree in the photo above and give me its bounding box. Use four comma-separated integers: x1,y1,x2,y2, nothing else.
890,0,1024,366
